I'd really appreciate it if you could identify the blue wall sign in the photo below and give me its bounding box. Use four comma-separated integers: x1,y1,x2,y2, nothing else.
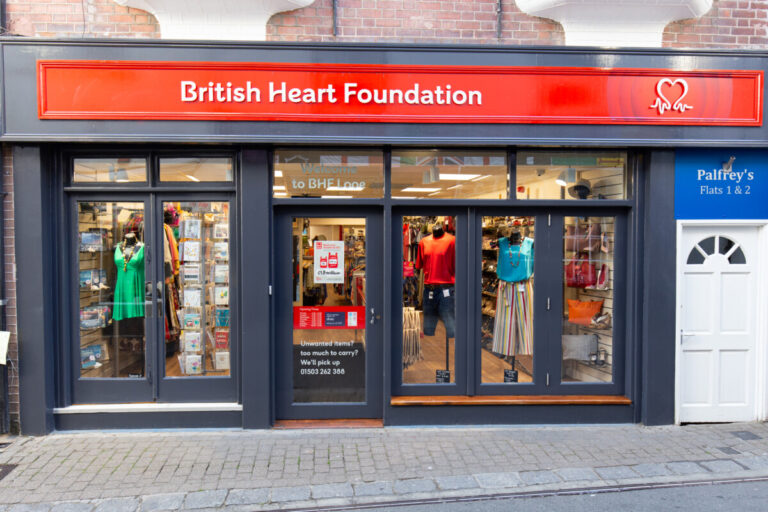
675,149,768,220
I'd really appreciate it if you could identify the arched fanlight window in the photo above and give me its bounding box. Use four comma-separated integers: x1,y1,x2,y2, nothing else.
687,235,746,265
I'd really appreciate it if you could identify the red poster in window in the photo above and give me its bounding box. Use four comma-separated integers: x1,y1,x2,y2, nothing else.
37,61,762,126
293,306,366,329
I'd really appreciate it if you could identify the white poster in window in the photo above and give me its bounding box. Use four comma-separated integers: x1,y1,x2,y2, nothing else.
314,240,345,284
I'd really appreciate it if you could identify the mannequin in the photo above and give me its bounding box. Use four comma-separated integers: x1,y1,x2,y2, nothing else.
415,221,456,340
113,231,145,324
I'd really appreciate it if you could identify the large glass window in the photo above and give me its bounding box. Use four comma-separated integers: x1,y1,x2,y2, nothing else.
480,216,535,384
78,201,146,378
402,215,456,384
163,201,231,377
73,158,147,183
274,150,384,198
516,151,629,200
392,150,507,199
562,216,615,383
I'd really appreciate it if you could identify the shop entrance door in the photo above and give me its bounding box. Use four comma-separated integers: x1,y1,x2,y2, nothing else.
678,225,759,423
275,210,383,419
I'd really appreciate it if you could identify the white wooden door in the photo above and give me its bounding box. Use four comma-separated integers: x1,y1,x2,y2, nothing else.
678,226,759,423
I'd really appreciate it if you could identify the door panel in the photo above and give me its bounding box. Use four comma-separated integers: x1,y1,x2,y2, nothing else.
679,226,758,423
72,198,154,403
276,211,382,419
155,196,238,402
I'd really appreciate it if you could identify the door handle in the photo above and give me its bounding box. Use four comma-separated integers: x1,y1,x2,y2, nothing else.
156,281,164,317
680,330,695,342
369,307,381,325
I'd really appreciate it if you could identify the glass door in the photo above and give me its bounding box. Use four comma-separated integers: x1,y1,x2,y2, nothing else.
154,196,238,402
275,210,383,419
71,197,156,403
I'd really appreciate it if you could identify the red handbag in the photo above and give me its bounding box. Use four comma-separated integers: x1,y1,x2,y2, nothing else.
578,256,597,287
564,255,597,288
565,259,580,287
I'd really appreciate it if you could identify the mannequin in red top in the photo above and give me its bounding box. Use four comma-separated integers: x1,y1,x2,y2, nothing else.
415,222,456,338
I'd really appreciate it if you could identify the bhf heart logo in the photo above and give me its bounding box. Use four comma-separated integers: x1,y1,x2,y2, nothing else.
650,78,693,115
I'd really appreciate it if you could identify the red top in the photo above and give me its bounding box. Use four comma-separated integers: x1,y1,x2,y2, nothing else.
416,233,456,285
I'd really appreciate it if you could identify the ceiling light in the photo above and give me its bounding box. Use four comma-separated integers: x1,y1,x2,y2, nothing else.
274,170,283,177
447,184,463,190
471,175,490,181
184,174,200,182
273,185,286,191
427,190,442,196
321,195,353,199
274,192,287,197
439,174,481,181
402,187,441,193
327,186,364,191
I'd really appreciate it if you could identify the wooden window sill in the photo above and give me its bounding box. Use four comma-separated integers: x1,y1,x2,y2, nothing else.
390,395,631,406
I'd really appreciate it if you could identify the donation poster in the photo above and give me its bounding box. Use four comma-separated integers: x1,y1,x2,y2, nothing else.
314,240,345,283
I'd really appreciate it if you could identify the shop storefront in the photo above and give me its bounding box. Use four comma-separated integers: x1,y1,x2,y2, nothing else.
8,40,768,433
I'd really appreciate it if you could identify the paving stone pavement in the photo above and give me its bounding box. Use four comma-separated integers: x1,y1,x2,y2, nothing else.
1,422,768,510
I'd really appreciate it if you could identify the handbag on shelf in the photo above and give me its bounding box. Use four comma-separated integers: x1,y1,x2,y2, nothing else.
567,299,604,326
564,255,597,288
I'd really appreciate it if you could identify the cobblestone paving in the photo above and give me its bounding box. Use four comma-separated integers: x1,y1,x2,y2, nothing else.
0,422,766,510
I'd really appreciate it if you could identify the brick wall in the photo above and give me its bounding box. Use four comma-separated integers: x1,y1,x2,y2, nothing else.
5,0,768,50
663,1,768,48
266,0,564,44
2,146,17,434
6,0,159,38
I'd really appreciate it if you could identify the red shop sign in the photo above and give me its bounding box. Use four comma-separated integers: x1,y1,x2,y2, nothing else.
293,306,366,330
38,60,762,126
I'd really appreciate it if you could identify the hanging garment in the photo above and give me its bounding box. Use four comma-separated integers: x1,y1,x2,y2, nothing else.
112,243,146,321
416,233,456,285
496,237,534,283
492,278,534,357
402,307,422,369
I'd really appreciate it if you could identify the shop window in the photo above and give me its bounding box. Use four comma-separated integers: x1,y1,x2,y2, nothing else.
480,216,535,384
164,201,231,377
402,215,456,384
516,151,629,200
562,216,615,383
73,158,147,183
273,150,384,198
160,157,233,182
392,150,507,199
687,235,746,265
77,201,146,378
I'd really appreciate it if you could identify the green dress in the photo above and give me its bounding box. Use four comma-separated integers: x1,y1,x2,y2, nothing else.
112,243,145,321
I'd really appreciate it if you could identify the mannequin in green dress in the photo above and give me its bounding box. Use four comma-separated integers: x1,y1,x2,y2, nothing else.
113,232,145,322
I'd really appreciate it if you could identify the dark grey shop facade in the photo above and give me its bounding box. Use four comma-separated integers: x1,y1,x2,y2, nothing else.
7,40,767,434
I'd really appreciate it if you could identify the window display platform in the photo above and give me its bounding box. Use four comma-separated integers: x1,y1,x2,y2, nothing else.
390,395,632,406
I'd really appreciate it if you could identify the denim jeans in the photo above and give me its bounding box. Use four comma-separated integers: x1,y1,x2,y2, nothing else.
422,286,456,338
